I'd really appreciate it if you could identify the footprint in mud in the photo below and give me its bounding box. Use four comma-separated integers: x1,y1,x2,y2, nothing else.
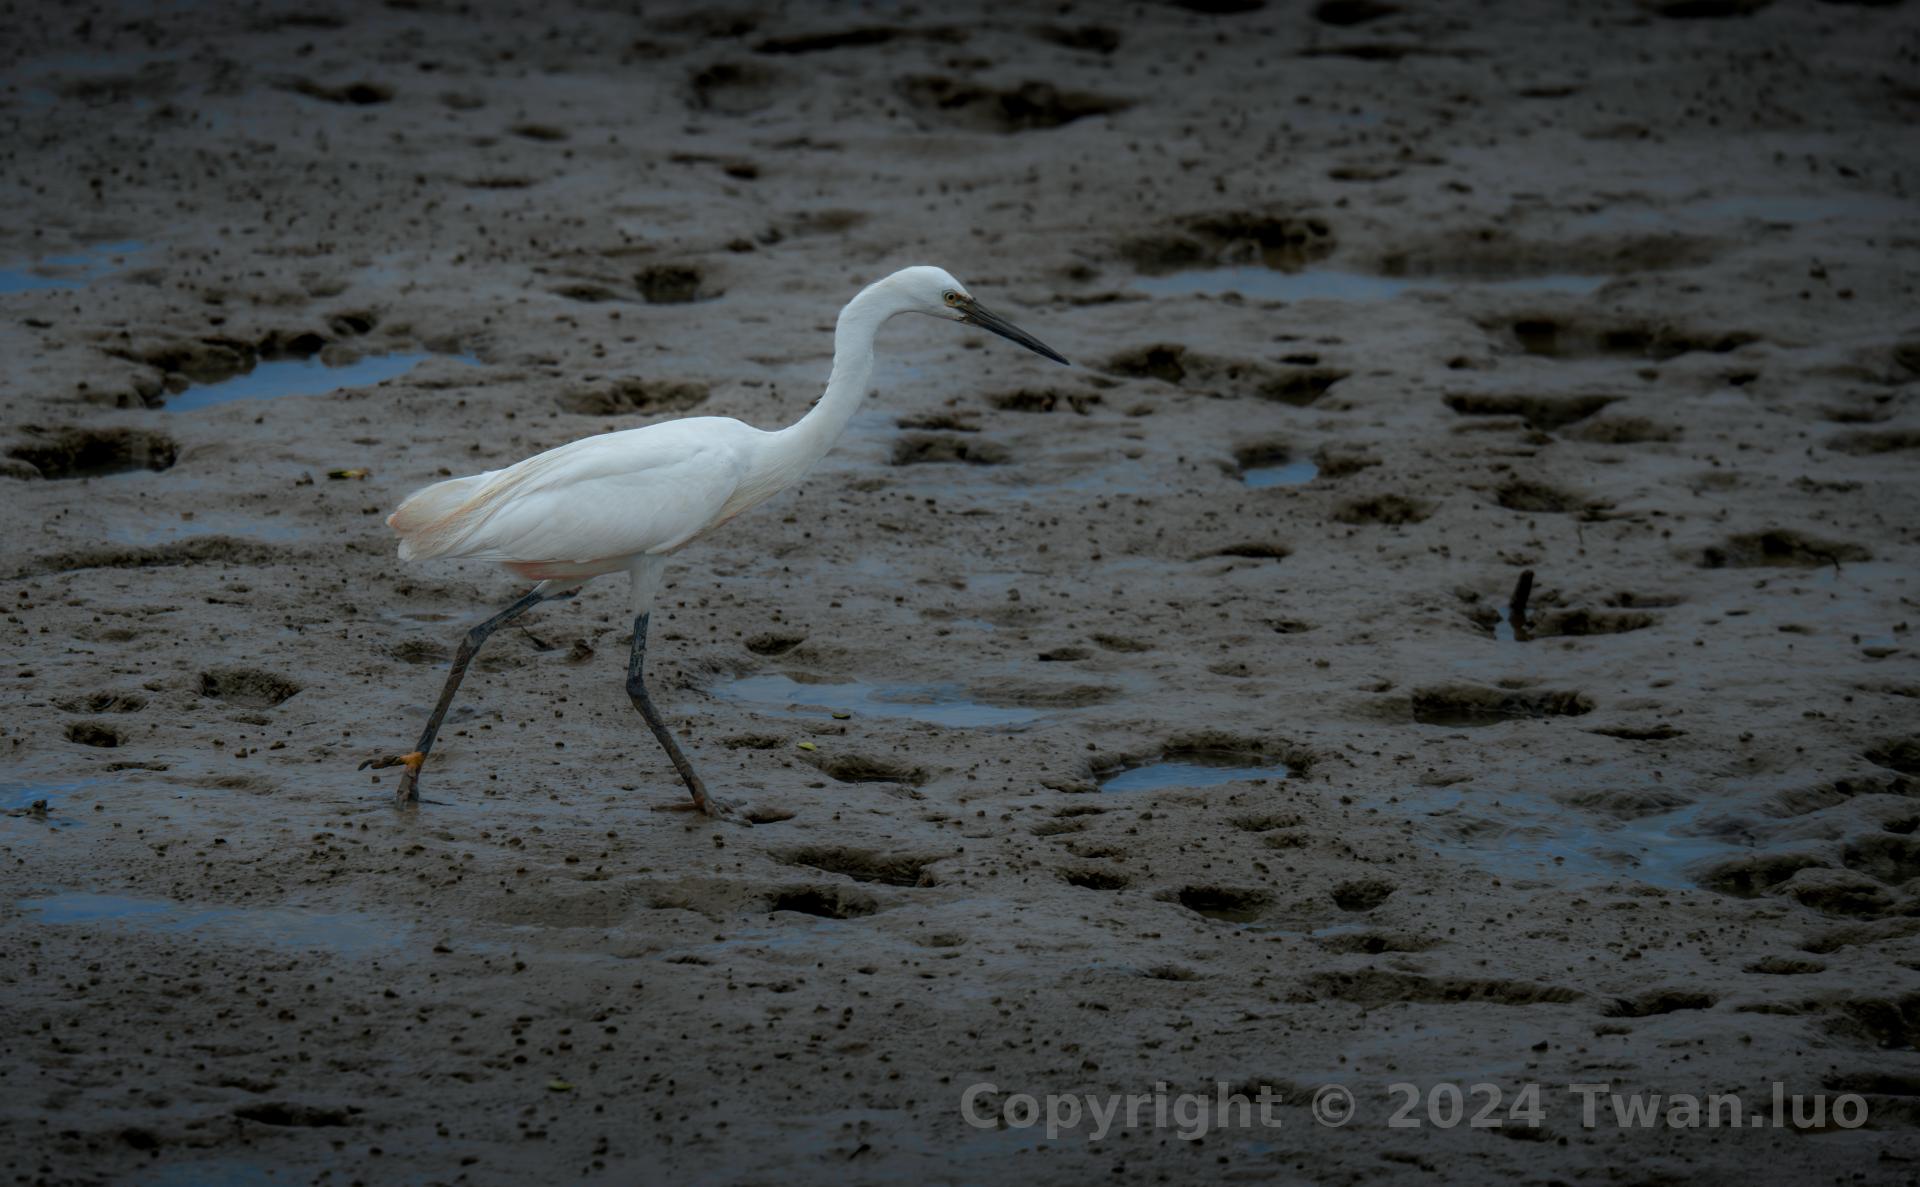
54,692,148,713
1497,315,1757,361
891,434,1009,465
1330,878,1396,911
1334,494,1432,525
1410,684,1594,726
1866,736,1920,776
1745,955,1825,975
634,264,713,304
767,886,880,920
1031,24,1122,53
1103,344,1347,406
1312,1,1400,26
283,78,393,105
551,282,621,303
1120,212,1336,275
557,378,709,416
6,427,178,479
1828,428,1920,456
1061,867,1130,891
1294,970,1581,1006
1443,392,1616,431
896,76,1130,132
1602,990,1716,1018
744,632,806,656
1493,478,1596,515
896,412,979,432
687,61,784,115
389,640,451,665
1165,885,1271,923
803,752,928,786
1233,441,1319,487
751,27,903,54
1567,415,1680,444
988,388,1101,414
1699,530,1870,569
1200,542,1292,561
779,846,941,887
198,668,303,708
63,721,127,748
1313,932,1439,955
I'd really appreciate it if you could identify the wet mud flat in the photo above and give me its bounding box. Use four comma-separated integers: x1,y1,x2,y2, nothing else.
3,0,1919,1182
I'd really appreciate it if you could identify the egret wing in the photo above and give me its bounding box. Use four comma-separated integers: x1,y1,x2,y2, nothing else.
426,426,748,564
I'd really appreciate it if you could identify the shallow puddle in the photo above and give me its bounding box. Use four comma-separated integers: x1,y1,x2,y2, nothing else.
1,779,89,829
1388,785,1740,890
719,673,1042,727
20,892,403,955
1242,459,1319,488
1100,752,1291,793
0,239,145,293
1132,267,1609,303
163,352,479,412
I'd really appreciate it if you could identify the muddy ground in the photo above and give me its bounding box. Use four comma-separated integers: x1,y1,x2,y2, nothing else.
3,0,1919,1183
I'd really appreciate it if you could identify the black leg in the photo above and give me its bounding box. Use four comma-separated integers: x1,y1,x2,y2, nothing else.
373,586,560,805
625,612,747,825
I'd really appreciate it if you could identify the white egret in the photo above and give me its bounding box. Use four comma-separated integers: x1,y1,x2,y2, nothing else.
365,266,1068,822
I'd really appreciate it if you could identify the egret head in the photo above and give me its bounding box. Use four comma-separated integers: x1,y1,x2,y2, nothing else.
887,265,1069,366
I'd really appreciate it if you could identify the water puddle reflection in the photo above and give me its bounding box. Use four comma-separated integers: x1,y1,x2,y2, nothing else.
1242,459,1319,488
163,352,479,412
1100,752,1292,793
719,674,1041,728
0,240,145,293
20,892,403,955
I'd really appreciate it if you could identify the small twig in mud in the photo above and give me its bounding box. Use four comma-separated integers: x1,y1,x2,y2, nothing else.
516,623,557,652
1508,569,1535,643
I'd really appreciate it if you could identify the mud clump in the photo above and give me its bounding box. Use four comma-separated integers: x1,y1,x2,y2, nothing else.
744,633,805,656
897,76,1130,133
64,720,127,747
1700,531,1870,569
1411,685,1593,725
891,434,1008,465
779,846,940,887
557,378,709,416
687,62,782,115
1168,885,1271,922
1495,479,1591,514
1331,878,1396,911
1122,212,1336,274
1443,392,1616,431
198,668,303,708
7,428,178,479
1568,416,1680,444
635,265,710,304
989,388,1101,414
766,887,878,919
804,753,927,785
1335,494,1432,525
1062,867,1130,891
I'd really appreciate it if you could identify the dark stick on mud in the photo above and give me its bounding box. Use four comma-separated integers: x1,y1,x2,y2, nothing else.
1508,569,1535,643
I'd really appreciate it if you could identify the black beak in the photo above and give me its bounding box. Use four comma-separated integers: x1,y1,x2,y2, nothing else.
960,299,1070,366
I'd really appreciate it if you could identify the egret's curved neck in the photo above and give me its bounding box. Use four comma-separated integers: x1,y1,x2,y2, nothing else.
769,280,896,477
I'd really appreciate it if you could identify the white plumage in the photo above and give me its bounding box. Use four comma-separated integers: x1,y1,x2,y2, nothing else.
372,265,1068,818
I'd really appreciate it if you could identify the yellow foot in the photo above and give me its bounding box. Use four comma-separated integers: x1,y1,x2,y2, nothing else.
359,750,425,773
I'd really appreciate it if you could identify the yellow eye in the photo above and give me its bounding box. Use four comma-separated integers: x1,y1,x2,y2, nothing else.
943,290,960,305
